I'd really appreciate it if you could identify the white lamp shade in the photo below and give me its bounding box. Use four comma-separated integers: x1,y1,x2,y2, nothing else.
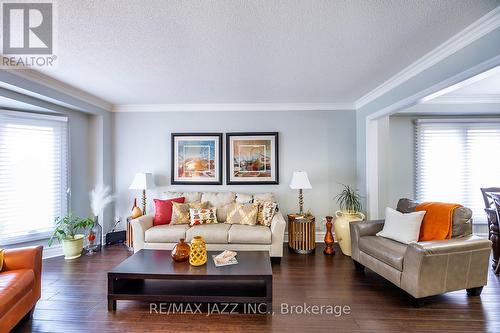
289,171,312,189
129,173,155,190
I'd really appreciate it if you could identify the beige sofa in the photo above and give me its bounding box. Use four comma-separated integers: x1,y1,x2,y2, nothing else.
350,199,492,306
131,191,286,263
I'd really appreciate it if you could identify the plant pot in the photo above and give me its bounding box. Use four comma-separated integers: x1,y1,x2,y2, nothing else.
62,234,85,260
334,210,365,256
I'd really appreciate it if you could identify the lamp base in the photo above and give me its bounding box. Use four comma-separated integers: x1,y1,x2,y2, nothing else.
142,189,147,215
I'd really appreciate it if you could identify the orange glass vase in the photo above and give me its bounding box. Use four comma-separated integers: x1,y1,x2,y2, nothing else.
324,216,335,255
171,238,190,262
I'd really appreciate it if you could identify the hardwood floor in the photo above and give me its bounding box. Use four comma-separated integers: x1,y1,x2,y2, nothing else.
13,244,500,333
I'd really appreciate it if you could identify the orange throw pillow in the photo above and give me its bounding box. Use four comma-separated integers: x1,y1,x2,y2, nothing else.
416,202,462,241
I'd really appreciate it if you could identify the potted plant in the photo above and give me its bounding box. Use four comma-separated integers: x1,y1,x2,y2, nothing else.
334,184,365,256
48,214,94,260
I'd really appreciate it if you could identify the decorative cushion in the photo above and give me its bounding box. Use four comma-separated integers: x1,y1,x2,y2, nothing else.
228,224,272,244
201,192,235,222
162,191,202,203
225,203,259,225
186,224,231,243
396,198,472,238
153,197,185,226
255,200,278,227
235,193,253,203
376,207,426,244
145,224,190,243
253,193,275,202
171,202,208,225
189,208,218,226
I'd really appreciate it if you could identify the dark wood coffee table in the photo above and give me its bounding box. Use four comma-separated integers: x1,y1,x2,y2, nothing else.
107,249,273,312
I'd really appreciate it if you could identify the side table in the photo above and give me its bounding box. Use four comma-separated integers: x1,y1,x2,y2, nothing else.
287,214,315,254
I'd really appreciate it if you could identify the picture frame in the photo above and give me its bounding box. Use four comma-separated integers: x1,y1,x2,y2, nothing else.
171,133,223,185
226,132,279,185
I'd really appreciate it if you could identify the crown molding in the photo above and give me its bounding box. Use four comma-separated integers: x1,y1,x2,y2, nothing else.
423,94,500,104
0,67,113,112
112,102,355,113
355,6,500,109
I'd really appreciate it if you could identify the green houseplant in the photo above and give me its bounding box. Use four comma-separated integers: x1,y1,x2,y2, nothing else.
334,184,365,256
335,184,362,213
49,214,94,260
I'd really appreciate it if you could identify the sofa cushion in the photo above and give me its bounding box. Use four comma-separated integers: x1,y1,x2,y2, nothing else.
201,192,235,222
162,191,202,203
396,198,472,238
228,225,272,244
145,224,189,243
0,269,35,317
189,208,218,226
358,236,407,271
171,202,208,225
186,224,231,243
253,193,275,202
255,200,278,227
225,203,259,225
153,197,185,226
235,193,253,203
376,207,425,244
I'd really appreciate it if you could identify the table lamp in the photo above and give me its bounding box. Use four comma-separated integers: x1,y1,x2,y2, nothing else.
289,171,312,215
129,173,155,215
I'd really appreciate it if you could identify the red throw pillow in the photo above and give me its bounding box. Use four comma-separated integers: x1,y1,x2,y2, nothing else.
153,197,185,226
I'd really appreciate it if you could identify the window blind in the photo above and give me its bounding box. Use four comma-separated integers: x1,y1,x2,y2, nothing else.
415,119,500,224
0,110,69,245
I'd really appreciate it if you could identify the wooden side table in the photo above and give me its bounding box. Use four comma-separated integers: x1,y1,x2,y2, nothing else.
287,214,315,254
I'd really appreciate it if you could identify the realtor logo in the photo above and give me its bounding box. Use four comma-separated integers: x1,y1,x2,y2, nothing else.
2,2,53,54
1,1,57,67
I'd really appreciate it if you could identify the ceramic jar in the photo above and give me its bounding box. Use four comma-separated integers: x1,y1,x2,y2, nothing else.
189,236,207,266
171,238,190,262
334,210,365,256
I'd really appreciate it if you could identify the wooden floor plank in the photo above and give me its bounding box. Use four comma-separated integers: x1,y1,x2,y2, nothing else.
11,244,500,333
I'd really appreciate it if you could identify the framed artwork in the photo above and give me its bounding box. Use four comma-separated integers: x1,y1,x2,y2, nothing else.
226,132,279,185
171,133,223,185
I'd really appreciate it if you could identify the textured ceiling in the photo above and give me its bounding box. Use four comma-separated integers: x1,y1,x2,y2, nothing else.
36,0,499,105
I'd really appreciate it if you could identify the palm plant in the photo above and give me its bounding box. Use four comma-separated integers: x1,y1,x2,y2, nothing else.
335,184,362,213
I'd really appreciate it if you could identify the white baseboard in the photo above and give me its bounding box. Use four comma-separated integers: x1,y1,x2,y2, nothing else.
43,244,63,259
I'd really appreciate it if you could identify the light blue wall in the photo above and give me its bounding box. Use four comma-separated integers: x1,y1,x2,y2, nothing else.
356,27,500,212
112,110,357,231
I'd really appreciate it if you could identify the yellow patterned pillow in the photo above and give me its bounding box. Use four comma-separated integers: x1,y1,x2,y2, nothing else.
172,202,208,225
0,248,4,271
225,203,259,225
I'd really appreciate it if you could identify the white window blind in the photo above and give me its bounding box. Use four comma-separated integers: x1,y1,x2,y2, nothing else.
415,119,500,224
0,111,69,245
